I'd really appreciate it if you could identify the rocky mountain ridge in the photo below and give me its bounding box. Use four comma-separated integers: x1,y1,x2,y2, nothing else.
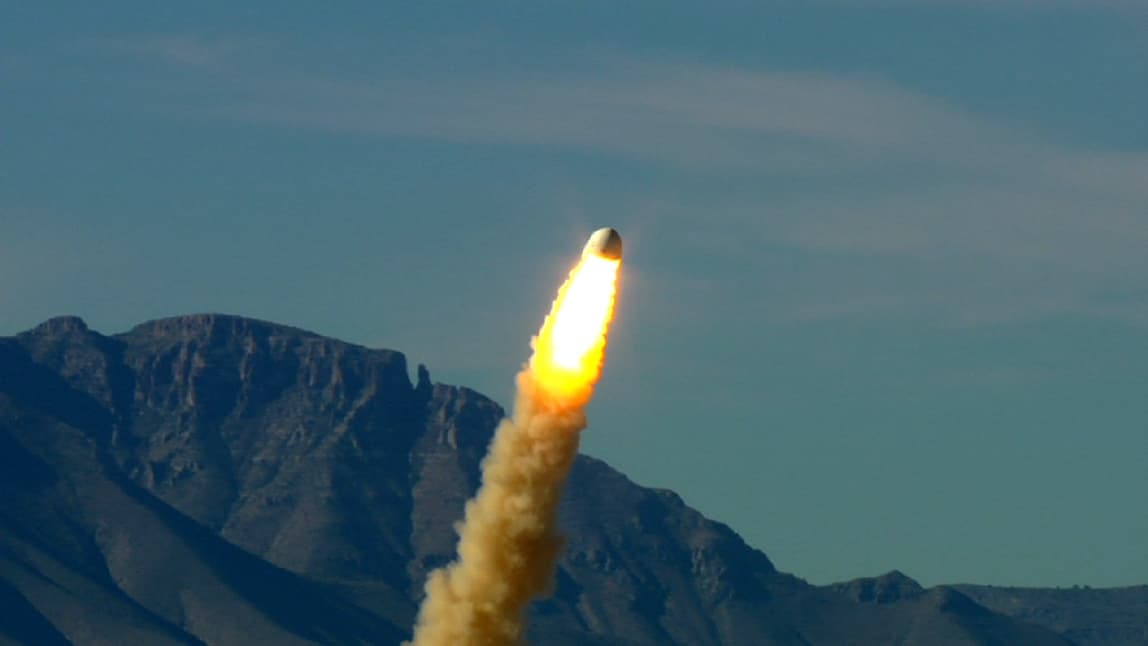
0,314,1135,644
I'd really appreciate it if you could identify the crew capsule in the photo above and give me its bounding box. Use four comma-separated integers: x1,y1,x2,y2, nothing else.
582,227,623,260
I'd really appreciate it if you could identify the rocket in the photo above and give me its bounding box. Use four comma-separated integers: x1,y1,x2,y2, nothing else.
409,226,623,645
582,227,623,260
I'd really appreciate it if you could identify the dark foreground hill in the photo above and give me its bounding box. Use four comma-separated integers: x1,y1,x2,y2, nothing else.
0,314,1128,645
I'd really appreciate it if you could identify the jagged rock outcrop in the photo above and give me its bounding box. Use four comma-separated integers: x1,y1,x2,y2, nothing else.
0,315,1085,644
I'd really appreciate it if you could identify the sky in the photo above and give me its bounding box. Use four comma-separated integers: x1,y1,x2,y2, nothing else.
2,1,1147,588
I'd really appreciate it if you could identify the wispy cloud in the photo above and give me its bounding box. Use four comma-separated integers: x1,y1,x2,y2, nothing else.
211,63,997,171
52,41,1148,325
206,57,1147,192
92,34,263,70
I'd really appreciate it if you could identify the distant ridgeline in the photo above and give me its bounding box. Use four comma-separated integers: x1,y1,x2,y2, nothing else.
0,314,1143,645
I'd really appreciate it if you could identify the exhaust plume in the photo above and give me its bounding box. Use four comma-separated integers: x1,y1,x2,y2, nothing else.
408,244,622,646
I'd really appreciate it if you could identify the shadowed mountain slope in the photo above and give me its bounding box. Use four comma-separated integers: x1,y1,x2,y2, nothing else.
0,315,1094,644
954,584,1148,646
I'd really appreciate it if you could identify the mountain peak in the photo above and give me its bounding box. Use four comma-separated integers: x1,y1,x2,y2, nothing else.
20,315,90,337
831,569,925,604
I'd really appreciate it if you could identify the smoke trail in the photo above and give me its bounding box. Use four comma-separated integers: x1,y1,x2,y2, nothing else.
408,252,620,646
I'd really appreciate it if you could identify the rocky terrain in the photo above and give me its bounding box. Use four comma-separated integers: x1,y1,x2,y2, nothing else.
0,314,1138,644
954,585,1148,646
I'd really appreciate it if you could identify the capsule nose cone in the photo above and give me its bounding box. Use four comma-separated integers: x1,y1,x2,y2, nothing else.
583,227,623,260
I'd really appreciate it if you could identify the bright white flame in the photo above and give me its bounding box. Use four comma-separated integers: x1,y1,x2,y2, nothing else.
550,255,618,370
530,253,620,403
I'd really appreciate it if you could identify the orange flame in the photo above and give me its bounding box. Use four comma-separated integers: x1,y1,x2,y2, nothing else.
529,253,621,406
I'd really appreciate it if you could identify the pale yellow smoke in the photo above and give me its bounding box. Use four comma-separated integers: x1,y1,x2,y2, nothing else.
408,253,621,646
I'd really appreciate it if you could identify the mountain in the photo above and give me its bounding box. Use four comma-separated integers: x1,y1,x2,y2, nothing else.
0,314,1110,644
953,585,1148,646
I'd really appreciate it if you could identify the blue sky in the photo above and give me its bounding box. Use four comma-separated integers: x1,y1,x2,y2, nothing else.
3,1,1146,587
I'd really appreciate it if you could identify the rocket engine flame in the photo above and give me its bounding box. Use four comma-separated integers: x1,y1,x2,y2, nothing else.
407,231,623,646
530,254,620,405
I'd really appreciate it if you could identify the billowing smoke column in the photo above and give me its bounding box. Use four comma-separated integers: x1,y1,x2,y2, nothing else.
408,228,623,646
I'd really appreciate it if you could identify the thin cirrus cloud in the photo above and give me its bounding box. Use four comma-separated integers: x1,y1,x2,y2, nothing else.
204,57,1147,194
102,36,1144,193
212,64,998,170
92,37,1148,325
92,34,265,70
